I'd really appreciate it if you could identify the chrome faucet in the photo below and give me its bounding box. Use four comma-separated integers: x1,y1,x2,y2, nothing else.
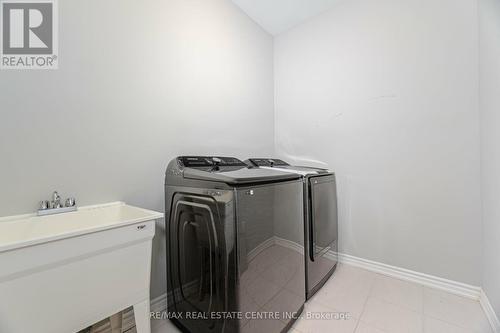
38,191,77,216
52,191,62,209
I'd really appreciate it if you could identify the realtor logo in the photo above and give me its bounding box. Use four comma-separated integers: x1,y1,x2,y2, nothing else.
1,0,58,69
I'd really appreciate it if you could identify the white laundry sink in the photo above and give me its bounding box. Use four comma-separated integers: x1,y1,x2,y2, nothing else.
0,202,163,333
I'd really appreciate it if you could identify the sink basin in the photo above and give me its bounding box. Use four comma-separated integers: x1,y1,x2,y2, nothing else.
0,202,163,253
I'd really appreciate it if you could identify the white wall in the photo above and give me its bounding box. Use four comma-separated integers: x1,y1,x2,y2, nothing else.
0,0,274,297
0,0,494,304
274,0,482,284
479,0,500,317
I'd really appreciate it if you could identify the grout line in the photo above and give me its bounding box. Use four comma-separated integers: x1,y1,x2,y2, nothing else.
300,274,362,332
348,265,433,333
421,286,425,330
352,317,361,333
424,312,488,333
354,272,376,332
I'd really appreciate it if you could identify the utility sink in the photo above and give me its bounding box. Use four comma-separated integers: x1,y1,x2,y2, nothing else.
0,202,163,252
0,202,163,333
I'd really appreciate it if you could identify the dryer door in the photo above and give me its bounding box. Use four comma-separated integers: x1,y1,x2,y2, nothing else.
168,193,225,332
307,174,338,296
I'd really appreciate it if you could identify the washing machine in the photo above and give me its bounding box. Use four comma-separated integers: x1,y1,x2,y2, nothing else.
165,156,306,333
246,158,338,300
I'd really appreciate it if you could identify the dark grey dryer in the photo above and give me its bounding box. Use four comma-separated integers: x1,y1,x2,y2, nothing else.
165,156,305,333
246,158,338,300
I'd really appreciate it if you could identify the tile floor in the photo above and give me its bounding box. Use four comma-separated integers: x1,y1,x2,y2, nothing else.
151,264,493,333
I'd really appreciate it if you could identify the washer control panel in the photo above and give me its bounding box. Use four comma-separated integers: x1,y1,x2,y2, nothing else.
248,158,290,167
180,156,247,168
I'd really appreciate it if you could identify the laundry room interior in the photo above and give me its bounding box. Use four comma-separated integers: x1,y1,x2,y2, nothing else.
0,0,499,332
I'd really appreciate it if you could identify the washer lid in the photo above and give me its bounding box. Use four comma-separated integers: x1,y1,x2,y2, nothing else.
178,156,300,185
260,166,319,176
247,158,330,176
184,167,300,184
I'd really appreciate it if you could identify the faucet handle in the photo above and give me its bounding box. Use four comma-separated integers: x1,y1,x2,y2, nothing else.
39,200,50,210
65,197,76,207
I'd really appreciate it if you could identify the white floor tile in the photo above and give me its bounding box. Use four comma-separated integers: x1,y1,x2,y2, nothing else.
423,316,478,333
355,322,388,333
360,298,423,333
242,317,287,333
331,264,378,287
310,264,376,317
423,287,492,333
292,301,359,333
151,264,495,333
370,274,423,312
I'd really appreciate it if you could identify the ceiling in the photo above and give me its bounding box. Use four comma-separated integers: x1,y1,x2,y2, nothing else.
230,0,340,35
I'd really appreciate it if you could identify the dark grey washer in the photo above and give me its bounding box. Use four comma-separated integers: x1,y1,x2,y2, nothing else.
165,156,305,333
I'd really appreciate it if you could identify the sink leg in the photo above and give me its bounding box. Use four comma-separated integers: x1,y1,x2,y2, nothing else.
133,299,151,333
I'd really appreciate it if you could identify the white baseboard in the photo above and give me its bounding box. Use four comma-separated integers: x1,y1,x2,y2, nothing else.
480,289,500,333
337,253,482,300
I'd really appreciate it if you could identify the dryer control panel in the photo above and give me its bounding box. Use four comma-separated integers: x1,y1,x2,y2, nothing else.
248,158,290,167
